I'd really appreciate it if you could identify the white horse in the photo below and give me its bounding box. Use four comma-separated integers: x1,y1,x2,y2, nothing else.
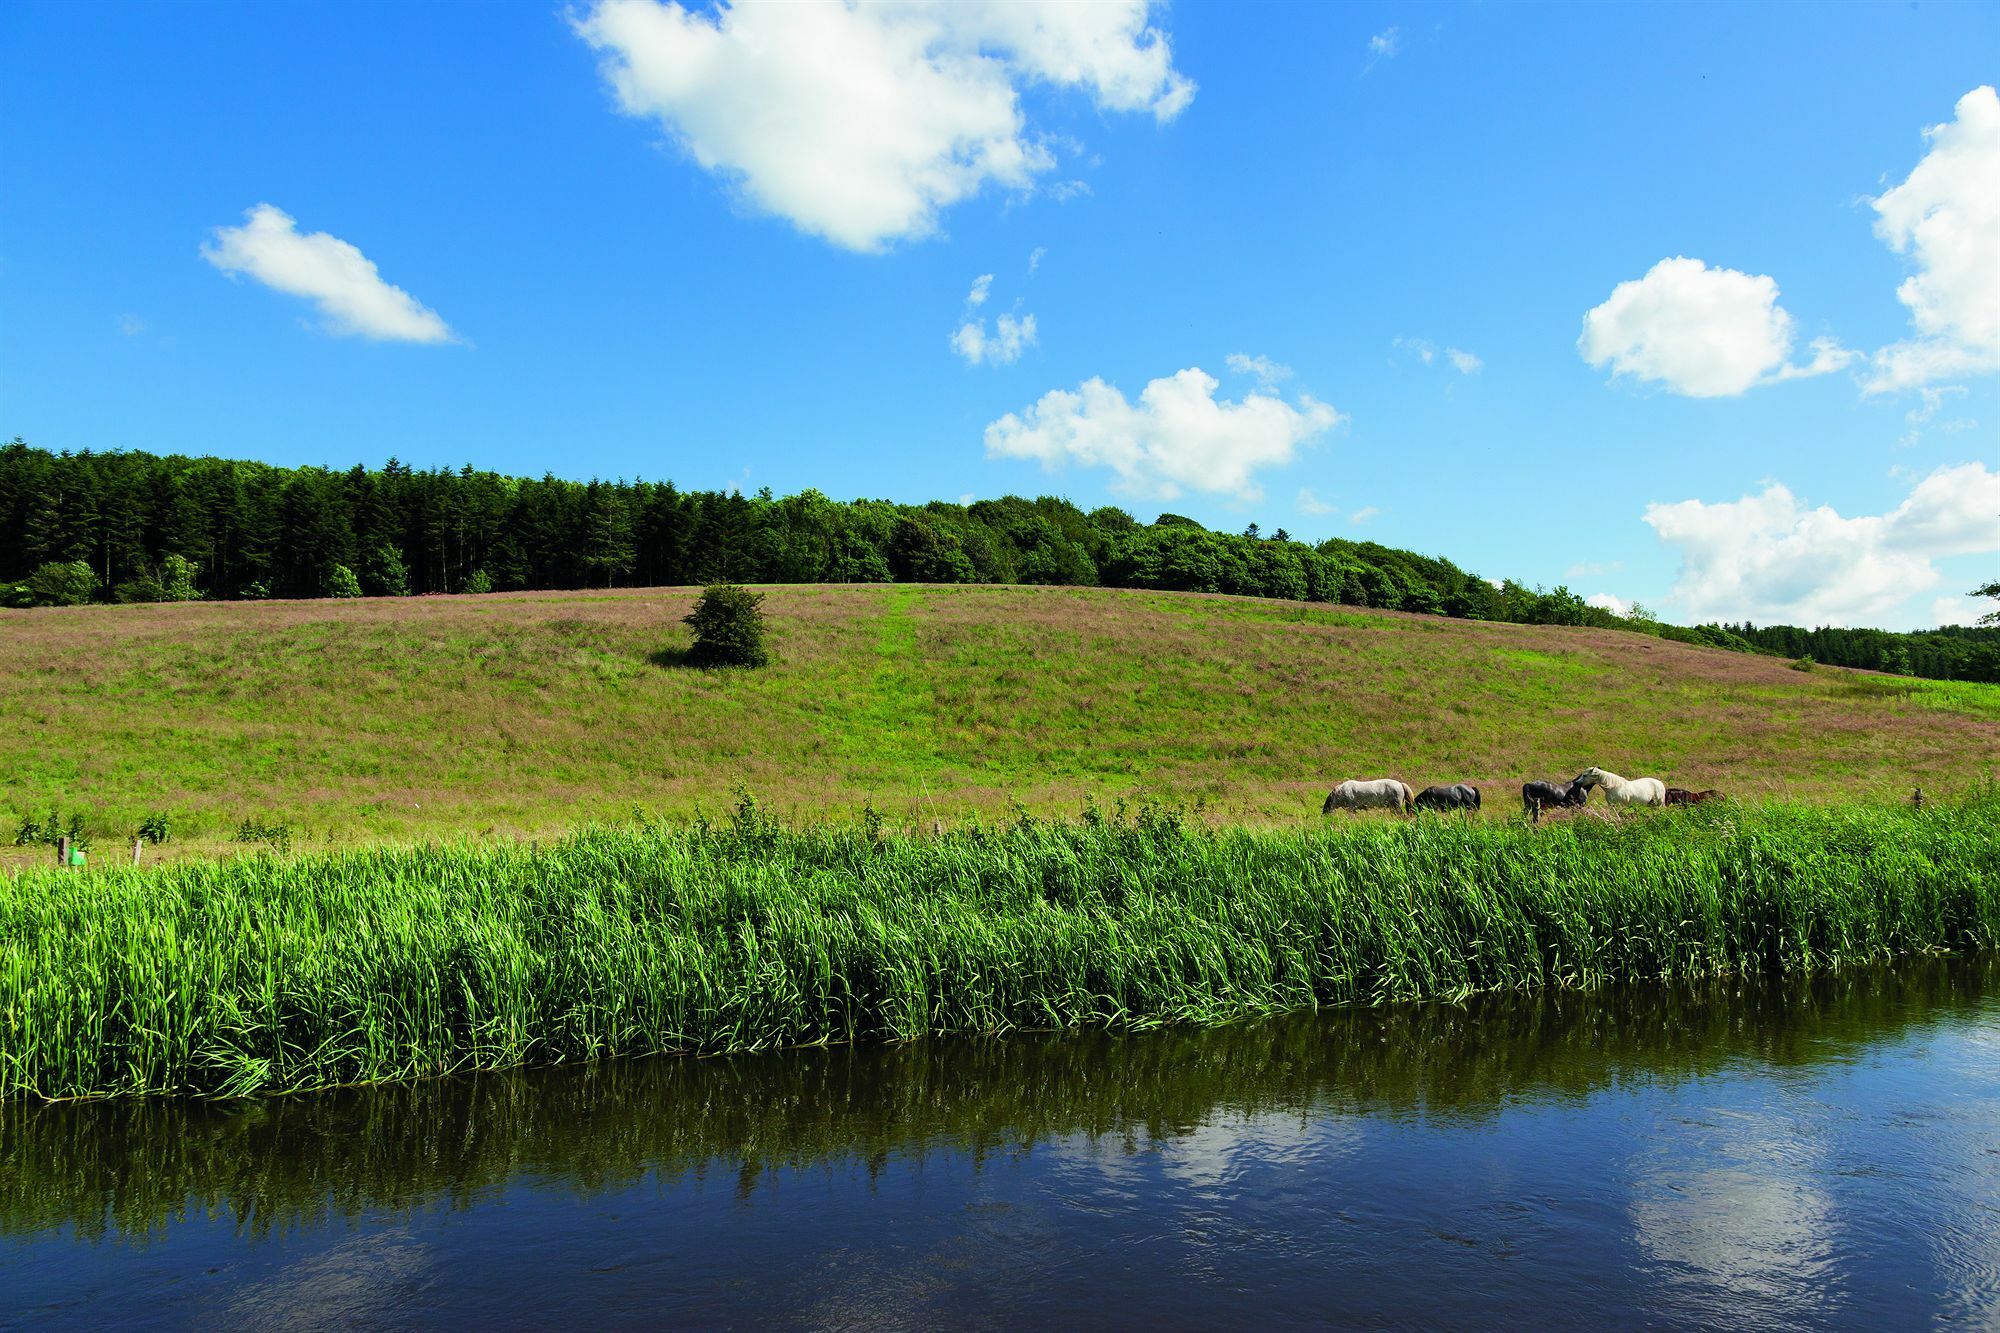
1323,778,1414,815
1572,767,1667,808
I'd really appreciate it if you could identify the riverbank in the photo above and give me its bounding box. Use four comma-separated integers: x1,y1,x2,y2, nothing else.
4,795,1996,1099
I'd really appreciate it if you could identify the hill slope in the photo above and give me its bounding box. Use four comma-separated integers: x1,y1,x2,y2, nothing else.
4,584,1995,860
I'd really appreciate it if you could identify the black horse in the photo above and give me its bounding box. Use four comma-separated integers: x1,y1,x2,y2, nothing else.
1414,783,1481,812
1521,780,1587,817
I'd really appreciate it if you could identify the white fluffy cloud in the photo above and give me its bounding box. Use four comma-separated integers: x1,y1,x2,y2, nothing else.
966,273,993,307
202,204,453,343
1644,462,2000,625
1295,487,1334,515
573,0,1193,251
985,367,1343,500
952,311,1037,365
1865,85,2000,393
1586,592,1632,617
1579,257,1852,397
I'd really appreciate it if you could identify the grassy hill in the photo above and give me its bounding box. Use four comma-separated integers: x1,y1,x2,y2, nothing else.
4,583,1996,863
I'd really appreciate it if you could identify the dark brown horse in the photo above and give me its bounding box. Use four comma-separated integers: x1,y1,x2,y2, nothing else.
1522,780,1586,817
1414,783,1481,812
1664,787,1722,806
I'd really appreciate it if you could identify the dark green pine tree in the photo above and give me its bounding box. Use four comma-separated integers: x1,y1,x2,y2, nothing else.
581,482,636,588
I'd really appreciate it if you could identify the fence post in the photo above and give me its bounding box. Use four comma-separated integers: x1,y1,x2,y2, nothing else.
133,837,145,867
56,835,71,869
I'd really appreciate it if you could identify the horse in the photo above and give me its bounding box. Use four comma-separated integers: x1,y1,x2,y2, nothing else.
1664,787,1722,806
1414,783,1481,812
1323,779,1413,814
1521,780,1586,816
1573,767,1667,808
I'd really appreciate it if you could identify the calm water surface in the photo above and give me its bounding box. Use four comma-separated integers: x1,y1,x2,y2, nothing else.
5,959,1997,1329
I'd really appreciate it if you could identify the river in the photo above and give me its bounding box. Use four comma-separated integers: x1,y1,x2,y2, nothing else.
5,957,1996,1328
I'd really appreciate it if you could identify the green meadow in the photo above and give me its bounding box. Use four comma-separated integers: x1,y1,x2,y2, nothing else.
4,584,1996,864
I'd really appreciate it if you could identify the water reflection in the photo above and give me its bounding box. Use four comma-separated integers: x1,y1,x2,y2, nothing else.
4,958,1989,1243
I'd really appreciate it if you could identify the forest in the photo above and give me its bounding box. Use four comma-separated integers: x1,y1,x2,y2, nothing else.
3,439,1995,682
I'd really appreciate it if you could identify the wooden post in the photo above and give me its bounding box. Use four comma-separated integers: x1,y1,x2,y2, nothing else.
133,837,145,867
56,835,70,869
1912,787,1926,811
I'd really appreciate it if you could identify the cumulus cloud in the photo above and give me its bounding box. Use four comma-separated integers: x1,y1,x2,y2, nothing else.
201,204,453,343
1226,352,1293,389
985,366,1343,500
952,311,1037,365
1295,487,1334,515
1579,257,1853,397
1348,505,1379,523
573,0,1193,251
966,273,993,307
1446,348,1482,374
1027,246,1046,273
1643,461,2000,625
1930,595,1988,627
1586,592,1632,617
1864,85,2000,393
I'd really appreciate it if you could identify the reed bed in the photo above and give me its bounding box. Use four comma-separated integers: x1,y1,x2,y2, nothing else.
3,795,1995,1100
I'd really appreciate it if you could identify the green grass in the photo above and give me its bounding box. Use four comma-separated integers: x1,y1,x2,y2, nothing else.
3,585,1997,862
4,792,1994,1100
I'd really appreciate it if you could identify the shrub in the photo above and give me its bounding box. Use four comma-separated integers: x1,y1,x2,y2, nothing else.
235,817,293,853
12,808,88,850
460,568,494,595
1791,656,1816,672
137,811,173,844
326,564,362,599
113,573,166,603
160,553,201,601
16,560,97,607
361,545,410,597
683,583,770,667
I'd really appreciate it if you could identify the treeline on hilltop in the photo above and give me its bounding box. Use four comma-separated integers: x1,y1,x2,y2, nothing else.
2,440,1996,682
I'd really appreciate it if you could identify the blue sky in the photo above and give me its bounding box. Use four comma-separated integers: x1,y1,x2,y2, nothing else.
3,1,1995,629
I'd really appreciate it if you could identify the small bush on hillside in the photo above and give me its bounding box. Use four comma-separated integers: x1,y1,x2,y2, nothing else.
137,811,173,844
161,554,201,601
235,817,293,853
114,573,166,603
326,564,362,599
460,568,494,595
362,545,410,597
683,583,770,667
1791,656,1815,672
8,560,98,607
13,809,88,849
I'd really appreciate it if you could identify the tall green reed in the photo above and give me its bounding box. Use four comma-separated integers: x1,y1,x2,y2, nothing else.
2,794,1994,1099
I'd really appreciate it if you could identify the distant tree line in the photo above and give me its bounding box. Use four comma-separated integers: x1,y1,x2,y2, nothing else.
2,440,1995,682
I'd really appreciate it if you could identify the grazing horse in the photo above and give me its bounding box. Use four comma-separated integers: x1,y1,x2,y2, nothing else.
1664,787,1722,806
1521,780,1586,816
1323,779,1413,815
1414,783,1481,812
1573,767,1667,808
